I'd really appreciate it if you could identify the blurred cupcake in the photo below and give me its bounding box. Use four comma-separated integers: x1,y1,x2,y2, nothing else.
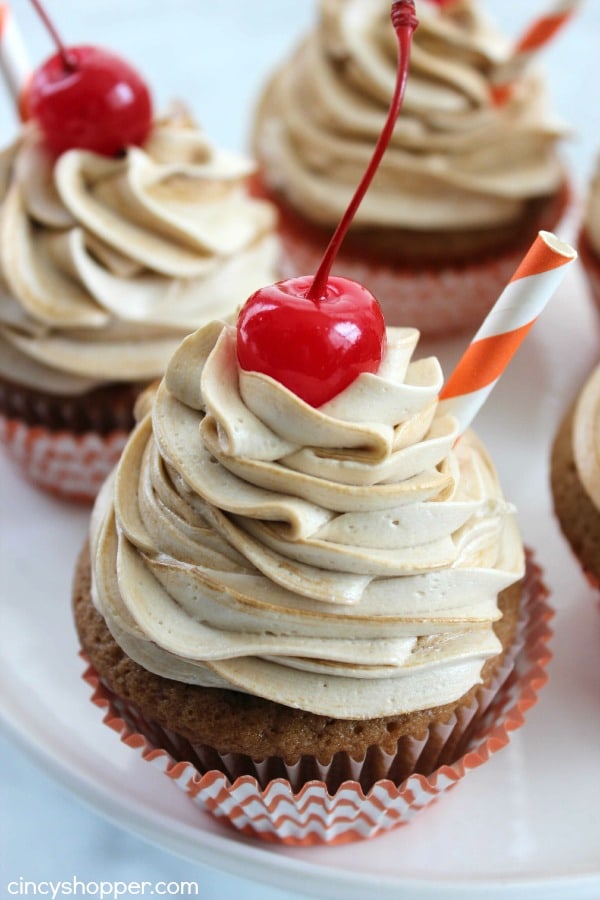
0,109,278,500
578,159,600,312
551,364,600,589
74,317,551,845
251,0,569,335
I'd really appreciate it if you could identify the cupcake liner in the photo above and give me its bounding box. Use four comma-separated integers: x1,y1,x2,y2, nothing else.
578,228,600,312
81,553,551,846
0,414,127,502
278,237,540,337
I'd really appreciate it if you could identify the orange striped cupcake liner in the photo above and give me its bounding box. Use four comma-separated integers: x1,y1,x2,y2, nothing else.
0,414,128,502
80,554,552,846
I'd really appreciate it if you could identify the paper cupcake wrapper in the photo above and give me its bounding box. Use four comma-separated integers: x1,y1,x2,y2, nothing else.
0,414,127,502
578,228,600,312
83,556,550,845
81,554,551,845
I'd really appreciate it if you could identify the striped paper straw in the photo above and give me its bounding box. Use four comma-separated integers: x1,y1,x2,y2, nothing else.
491,0,580,105
438,231,576,435
0,3,30,116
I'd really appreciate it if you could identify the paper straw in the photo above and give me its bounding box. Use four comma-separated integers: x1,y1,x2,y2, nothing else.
438,231,576,435
0,3,31,115
491,0,580,105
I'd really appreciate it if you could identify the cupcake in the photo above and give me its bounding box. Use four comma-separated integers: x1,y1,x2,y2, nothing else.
551,364,600,588
578,159,600,312
0,108,278,500
251,0,569,335
74,313,551,844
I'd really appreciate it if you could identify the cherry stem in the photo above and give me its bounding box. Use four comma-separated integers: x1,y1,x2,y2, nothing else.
306,0,418,302
29,0,77,71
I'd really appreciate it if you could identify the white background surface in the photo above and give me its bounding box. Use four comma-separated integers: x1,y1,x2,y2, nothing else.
1,2,600,899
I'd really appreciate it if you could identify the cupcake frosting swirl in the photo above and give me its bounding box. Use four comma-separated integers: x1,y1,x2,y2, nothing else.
253,0,566,231
572,364,600,511
90,319,524,719
0,112,278,394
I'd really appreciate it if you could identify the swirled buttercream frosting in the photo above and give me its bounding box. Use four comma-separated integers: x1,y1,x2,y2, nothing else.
572,365,600,512
253,0,566,231
0,111,278,394
90,319,524,719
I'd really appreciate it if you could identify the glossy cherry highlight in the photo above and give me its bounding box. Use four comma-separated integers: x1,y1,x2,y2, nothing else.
236,0,418,407
25,1,152,156
237,276,386,408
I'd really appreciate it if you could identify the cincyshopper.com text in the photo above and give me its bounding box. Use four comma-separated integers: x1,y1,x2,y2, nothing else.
6,878,200,899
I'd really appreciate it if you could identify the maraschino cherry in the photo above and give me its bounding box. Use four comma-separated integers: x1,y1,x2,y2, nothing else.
237,0,418,408
25,0,152,157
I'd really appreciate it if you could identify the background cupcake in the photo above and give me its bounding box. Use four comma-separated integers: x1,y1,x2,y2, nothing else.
578,158,600,313
251,0,570,336
551,363,600,589
0,106,278,501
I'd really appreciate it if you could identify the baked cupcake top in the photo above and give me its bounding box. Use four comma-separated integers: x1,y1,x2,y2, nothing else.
571,364,600,512
0,109,278,395
252,0,566,231
90,318,524,720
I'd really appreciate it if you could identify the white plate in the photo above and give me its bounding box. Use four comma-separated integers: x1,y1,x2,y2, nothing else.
1,260,599,900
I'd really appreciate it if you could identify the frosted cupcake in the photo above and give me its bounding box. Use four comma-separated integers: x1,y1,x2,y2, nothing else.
551,364,600,588
74,313,551,843
0,109,277,500
578,159,600,312
251,0,569,335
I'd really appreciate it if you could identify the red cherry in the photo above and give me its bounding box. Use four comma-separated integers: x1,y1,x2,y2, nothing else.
237,276,386,408
27,45,152,157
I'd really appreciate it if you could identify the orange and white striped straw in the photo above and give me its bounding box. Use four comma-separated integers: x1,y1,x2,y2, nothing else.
491,0,580,105
0,4,30,116
438,231,576,435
